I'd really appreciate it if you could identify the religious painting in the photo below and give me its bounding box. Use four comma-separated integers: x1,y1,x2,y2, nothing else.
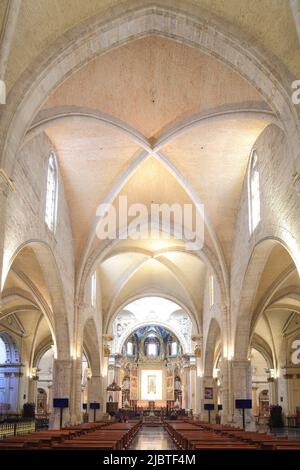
204,387,213,400
147,375,156,394
141,369,163,400
130,367,138,400
166,369,174,400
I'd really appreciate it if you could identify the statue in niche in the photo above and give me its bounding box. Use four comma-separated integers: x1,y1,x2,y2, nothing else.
122,375,130,391
175,376,181,391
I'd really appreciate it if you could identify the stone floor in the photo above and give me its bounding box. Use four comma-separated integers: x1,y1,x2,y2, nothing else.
255,424,300,438
268,427,300,439
130,425,176,450
129,424,300,450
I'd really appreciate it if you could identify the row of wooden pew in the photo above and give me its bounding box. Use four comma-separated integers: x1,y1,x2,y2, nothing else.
164,420,300,450
0,420,141,450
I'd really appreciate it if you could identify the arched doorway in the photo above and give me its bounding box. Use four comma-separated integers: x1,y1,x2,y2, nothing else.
81,352,91,407
250,349,270,422
35,347,55,417
36,347,90,419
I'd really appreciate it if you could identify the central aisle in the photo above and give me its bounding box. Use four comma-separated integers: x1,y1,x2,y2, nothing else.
130,425,176,450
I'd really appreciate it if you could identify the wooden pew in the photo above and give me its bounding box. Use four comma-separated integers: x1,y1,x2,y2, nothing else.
0,420,142,451
163,420,300,451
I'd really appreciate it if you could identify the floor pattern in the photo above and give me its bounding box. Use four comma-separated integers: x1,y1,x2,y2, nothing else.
130,425,176,450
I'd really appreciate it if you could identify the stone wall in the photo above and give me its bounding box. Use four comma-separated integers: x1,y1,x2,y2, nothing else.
3,131,75,353
231,123,300,359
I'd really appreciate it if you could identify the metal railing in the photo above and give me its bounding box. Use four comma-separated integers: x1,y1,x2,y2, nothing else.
0,420,36,438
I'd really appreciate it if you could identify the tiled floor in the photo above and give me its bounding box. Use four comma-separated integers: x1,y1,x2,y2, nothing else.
130,424,300,450
268,427,300,439
130,425,177,450
256,424,300,438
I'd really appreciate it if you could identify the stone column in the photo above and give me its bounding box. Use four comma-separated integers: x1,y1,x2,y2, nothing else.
4,372,12,407
184,366,191,411
219,358,231,423
70,357,82,424
88,375,102,421
231,358,255,429
114,354,122,408
282,368,300,416
268,378,278,406
28,377,37,404
13,371,24,413
195,373,201,414
192,335,202,415
101,357,109,412
0,176,10,291
252,385,258,416
16,371,27,412
201,375,217,422
47,384,53,414
50,359,72,429
190,366,197,413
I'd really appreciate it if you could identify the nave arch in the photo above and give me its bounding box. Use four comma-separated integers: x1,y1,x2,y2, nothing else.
1,241,70,361
234,237,300,360
0,0,300,430
204,318,222,378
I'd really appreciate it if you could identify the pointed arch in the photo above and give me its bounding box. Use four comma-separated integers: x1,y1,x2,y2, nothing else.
1,240,70,360
204,318,221,377
234,237,299,359
83,317,101,376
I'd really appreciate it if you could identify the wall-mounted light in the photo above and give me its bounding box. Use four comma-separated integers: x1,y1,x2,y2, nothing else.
30,367,39,381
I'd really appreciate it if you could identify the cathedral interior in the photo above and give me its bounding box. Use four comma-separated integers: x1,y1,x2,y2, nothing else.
0,0,300,454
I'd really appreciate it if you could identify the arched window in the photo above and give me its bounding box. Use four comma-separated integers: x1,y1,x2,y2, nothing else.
171,342,177,356
45,151,58,232
145,335,160,357
126,342,133,356
248,150,260,234
91,272,97,307
147,343,158,356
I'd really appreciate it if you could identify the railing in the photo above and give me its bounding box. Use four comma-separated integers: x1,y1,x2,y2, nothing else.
36,417,49,429
0,420,36,438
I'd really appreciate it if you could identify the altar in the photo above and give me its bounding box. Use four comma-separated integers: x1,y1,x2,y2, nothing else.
143,414,162,426
141,369,163,401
